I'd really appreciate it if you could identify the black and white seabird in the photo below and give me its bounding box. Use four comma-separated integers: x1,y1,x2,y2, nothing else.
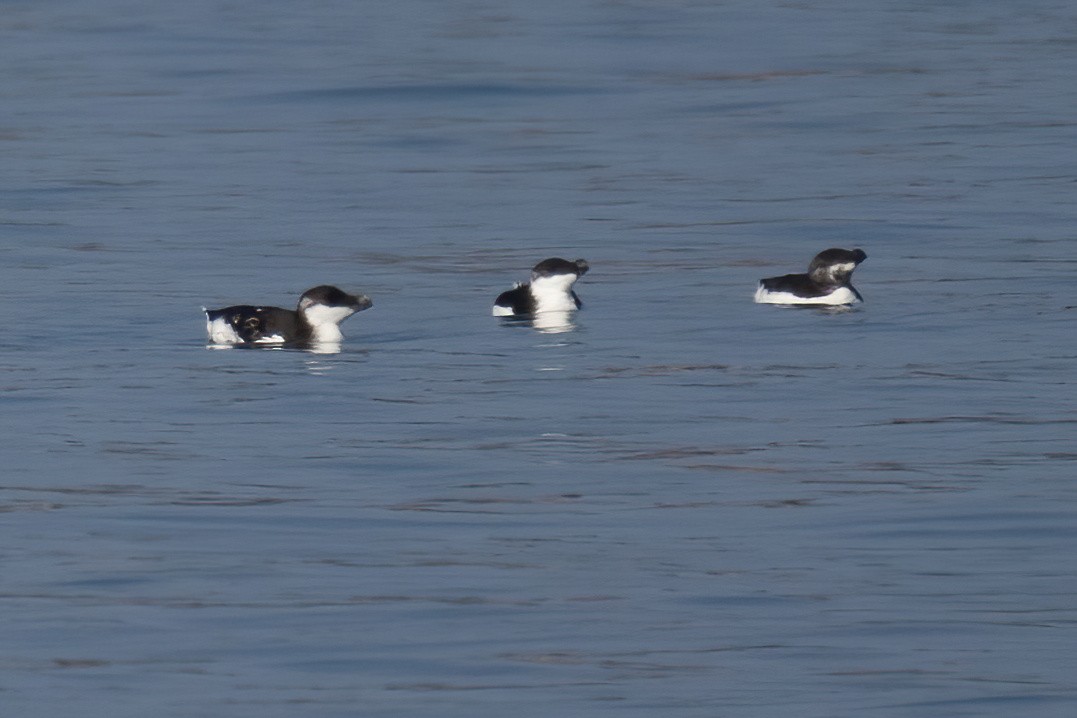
204,285,372,346
754,248,867,306
492,258,589,316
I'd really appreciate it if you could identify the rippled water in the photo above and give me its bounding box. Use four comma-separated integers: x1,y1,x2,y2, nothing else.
3,1,1077,716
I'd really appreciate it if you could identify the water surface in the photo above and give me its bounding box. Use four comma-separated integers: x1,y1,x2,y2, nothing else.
2,1,1077,716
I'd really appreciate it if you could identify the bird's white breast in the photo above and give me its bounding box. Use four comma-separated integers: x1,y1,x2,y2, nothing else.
530,274,579,313
754,285,859,306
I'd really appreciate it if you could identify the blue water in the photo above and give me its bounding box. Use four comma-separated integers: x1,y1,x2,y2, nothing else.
3,1,1077,716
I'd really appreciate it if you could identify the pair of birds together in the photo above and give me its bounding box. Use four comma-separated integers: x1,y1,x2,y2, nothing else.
204,248,867,347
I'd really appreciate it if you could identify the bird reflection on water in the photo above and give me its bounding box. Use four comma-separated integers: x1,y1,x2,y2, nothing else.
498,309,578,335
531,309,578,334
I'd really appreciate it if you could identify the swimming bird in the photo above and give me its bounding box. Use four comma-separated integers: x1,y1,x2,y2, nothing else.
754,248,867,305
204,285,372,346
492,258,589,316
